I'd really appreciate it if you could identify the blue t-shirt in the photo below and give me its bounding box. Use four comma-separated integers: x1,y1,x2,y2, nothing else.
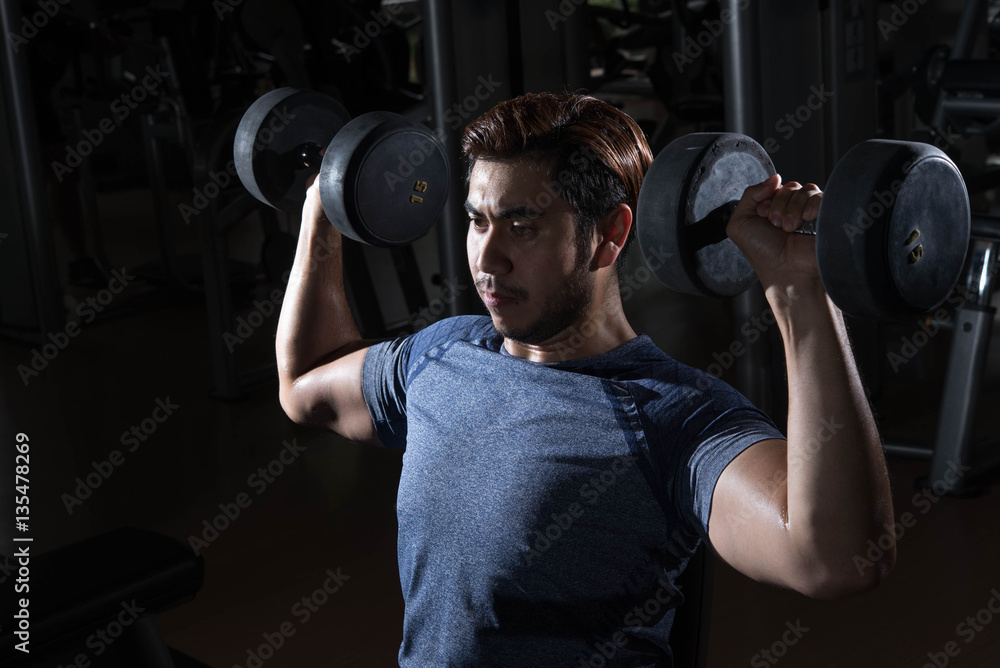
362,316,784,667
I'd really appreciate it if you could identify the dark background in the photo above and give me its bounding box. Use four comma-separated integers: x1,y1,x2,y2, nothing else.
1,0,999,666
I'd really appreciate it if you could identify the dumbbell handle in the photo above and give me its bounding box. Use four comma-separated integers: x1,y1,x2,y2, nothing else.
688,199,817,251
297,142,324,169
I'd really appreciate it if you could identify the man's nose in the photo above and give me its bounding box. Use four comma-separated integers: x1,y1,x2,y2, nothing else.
474,226,512,276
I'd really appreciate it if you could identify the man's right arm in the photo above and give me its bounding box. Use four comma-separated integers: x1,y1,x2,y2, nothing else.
275,181,383,446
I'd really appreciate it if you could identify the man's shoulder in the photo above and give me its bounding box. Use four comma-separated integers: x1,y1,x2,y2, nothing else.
618,338,753,412
410,315,500,352
611,335,690,385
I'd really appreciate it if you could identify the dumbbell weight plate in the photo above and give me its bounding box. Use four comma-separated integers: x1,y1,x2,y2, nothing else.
637,132,776,298
817,140,970,319
319,112,449,247
234,87,352,211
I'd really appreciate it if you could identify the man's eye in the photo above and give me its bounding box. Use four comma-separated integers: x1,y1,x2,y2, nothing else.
512,224,533,236
470,217,486,229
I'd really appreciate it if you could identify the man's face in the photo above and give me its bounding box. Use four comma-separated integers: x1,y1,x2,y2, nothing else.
466,158,595,345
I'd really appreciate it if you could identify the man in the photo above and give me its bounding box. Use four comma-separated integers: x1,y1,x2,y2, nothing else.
276,92,896,666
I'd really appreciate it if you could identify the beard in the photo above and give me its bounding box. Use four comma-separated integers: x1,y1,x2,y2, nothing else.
487,245,595,346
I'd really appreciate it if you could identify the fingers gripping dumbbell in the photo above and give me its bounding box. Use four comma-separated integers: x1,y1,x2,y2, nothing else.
233,87,449,247
636,133,971,319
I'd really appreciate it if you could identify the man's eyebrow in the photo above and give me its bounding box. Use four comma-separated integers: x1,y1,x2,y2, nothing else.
464,202,541,220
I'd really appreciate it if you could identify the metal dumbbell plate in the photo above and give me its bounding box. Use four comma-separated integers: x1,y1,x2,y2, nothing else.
234,87,351,211
319,112,449,247
637,133,776,298
817,140,970,319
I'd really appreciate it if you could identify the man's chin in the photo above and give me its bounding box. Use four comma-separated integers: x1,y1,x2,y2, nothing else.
491,314,567,347
489,312,532,343
489,314,521,340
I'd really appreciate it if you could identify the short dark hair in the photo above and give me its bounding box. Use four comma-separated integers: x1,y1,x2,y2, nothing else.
461,92,653,282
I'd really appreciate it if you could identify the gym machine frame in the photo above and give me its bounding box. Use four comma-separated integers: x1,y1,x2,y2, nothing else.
879,0,1000,495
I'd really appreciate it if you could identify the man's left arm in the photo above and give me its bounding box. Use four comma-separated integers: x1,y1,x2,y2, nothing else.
706,174,896,599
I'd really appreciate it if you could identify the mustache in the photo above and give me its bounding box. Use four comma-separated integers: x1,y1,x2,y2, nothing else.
475,277,527,300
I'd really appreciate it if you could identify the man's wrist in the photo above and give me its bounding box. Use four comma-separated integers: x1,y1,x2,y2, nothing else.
763,279,843,343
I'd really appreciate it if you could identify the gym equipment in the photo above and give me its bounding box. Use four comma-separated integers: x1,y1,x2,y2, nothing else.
877,0,1000,496
234,87,449,247
637,132,971,320
0,528,207,666
637,133,773,300
817,140,970,319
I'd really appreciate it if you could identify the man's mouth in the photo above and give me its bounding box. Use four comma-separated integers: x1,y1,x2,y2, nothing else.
476,278,524,307
482,290,518,307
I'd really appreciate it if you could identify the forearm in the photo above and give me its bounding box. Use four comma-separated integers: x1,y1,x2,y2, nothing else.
275,200,362,390
770,282,895,591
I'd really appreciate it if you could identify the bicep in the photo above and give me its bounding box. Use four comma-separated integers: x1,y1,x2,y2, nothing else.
705,438,803,588
280,342,384,447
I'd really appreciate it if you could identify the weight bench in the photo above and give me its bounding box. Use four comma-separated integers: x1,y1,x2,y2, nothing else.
0,528,207,667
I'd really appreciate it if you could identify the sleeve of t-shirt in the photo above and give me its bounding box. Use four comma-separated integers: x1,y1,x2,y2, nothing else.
670,367,786,543
361,316,492,449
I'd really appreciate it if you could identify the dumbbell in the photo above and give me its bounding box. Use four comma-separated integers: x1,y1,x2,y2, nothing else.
636,133,971,319
233,87,449,247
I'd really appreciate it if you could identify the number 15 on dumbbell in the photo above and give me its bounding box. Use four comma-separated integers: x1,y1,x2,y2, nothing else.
233,89,971,320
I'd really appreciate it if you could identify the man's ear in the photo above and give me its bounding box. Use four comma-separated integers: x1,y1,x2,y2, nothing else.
594,203,633,270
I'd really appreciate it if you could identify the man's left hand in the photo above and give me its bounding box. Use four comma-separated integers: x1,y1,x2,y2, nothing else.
725,174,824,300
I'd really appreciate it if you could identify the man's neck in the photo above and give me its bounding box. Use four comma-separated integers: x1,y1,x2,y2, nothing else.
503,306,637,363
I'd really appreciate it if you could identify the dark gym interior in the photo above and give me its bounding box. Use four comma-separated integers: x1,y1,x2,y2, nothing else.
1,0,1000,666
